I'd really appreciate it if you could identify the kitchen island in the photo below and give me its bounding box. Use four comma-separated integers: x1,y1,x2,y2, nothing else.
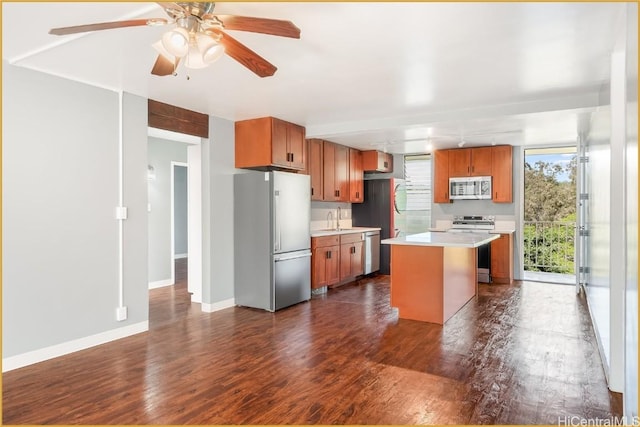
381,232,500,324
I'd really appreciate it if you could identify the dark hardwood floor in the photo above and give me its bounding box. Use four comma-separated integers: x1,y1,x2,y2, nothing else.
3,259,621,424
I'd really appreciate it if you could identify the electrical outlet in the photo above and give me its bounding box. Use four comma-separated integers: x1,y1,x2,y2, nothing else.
116,306,128,321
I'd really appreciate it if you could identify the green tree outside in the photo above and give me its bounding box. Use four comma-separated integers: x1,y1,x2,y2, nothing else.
523,155,577,274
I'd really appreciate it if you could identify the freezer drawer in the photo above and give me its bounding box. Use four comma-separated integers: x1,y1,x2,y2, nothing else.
273,250,312,311
364,231,380,274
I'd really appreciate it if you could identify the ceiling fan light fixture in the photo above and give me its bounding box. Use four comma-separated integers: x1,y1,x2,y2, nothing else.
197,34,225,64
161,27,189,57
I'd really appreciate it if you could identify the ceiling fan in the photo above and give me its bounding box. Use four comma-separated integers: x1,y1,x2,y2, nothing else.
48,2,300,77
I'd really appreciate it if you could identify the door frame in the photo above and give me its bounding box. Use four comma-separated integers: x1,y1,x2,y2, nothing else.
170,161,188,286
148,127,203,304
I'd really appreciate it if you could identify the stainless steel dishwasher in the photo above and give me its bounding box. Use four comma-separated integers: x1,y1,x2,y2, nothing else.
363,230,380,274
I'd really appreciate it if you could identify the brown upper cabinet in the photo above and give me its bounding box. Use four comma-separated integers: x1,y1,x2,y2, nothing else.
491,145,513,203
308,139,324,201
323,141,349,202
235,117,306,171
433,150,451,203
434,145,513,204
349,148,364,203
362,150,393,173
448,147,492,177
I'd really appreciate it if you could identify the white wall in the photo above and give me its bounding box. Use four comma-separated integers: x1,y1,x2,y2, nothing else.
623,2,638,419
2,64,148,366
147,137,187,285
584,3,631,393
201,116,243,309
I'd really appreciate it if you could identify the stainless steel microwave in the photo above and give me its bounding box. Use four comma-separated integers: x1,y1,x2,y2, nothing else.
449,176,492,200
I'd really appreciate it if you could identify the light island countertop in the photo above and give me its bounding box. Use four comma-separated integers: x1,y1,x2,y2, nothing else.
382,231,499,248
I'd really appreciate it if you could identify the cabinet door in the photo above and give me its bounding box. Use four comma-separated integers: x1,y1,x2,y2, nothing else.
334,144,349,202
326,246,341,285
271,118,290,168
491,145,513,203
491,233,513,284
470,147,492,176
309,139,324,200
323,141,337,201
311,247,328,288
340,243,351,280
287,123,306,170
349,149,364,203
351,240,364,276
448,148,471,177
433,150,451,203
381,152,393,172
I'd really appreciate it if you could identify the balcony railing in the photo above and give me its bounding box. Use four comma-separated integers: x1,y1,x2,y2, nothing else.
523,221,576,274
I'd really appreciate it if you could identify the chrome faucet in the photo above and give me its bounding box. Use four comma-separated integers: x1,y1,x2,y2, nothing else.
326,211,333,229
336,207,342,231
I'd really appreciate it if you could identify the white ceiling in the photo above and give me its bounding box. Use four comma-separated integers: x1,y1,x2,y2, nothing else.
2,2,624,153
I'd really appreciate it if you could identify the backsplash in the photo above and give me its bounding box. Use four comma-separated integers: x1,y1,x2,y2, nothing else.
310,201,352,231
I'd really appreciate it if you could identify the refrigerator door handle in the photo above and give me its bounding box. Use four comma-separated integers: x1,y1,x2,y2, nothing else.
274,190,281,251
274,251,312,262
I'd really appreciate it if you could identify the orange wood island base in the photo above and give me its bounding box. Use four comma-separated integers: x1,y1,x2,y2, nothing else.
382,232,500,324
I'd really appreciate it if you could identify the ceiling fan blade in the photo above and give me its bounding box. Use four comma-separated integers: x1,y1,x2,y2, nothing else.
49,18,167,36
156,2,187,16
151,54,180,76
214,30,277,77
208,15,300,39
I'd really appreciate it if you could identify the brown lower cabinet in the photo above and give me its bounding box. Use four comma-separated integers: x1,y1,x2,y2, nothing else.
311,232,364,288
311,235,340,288
491,233,514,284
339,233,364,280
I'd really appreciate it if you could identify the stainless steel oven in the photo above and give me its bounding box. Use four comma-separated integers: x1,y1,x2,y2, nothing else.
448,215,495,283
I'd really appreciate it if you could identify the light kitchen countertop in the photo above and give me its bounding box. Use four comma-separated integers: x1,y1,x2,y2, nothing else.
310,226,381,238
381,231,500,248
428,227,516,234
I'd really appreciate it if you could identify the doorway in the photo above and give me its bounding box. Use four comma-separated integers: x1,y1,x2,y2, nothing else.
522,146,577,284
147,127,203,306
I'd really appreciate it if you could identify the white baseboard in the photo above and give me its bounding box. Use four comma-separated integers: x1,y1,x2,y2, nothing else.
2,321,149,372
202,298,235,313
149,278,173,289
174,253,188,259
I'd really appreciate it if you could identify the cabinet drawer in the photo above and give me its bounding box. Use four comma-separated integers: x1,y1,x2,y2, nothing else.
340,232,364,244
312,235,340,249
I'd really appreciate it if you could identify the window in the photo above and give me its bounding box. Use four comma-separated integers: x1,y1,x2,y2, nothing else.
397,154,432,235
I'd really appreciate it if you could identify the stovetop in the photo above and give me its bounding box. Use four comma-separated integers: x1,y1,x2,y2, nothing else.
450,215,495,231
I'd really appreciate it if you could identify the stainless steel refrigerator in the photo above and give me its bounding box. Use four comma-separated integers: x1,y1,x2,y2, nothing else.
234,171,311,311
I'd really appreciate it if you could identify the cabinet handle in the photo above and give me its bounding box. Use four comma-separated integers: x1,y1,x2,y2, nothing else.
291,153,294,162
384,161,388,168
326,250,331,259
356,191,359,198
311,188,314,196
